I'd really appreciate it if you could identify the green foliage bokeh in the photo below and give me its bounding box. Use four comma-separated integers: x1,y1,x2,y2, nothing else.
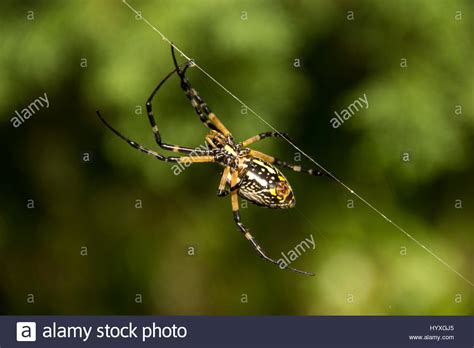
0,0,472,315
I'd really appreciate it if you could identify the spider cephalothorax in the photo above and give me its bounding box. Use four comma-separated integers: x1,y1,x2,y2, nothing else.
96,46,330,276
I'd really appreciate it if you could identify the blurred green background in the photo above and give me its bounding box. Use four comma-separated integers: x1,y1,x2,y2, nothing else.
0,0,472,315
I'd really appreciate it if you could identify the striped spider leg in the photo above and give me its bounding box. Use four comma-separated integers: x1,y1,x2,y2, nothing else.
225,168,315,276
171,46,231,136
97,57,212,159
96,111,214,164
249,149,330,177
242,133,331,177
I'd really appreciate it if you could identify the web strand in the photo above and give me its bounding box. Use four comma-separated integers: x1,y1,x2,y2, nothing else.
121,0,473,287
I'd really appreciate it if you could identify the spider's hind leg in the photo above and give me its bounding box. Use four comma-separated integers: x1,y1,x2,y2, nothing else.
229,170,314,276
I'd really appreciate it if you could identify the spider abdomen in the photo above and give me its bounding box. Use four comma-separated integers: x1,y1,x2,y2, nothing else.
236,158,295,209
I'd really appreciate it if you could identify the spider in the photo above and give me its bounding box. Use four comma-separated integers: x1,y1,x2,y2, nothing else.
96,46,330,276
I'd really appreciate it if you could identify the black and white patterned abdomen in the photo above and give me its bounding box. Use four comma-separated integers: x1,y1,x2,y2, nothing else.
231,157,295,209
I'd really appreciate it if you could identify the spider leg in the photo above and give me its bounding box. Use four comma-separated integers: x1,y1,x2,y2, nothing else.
177,155,215,165
145,63,210,156
217,166,231,197
249,149,331,178
97,111,214,164
241,131,291,147
171,46,231,136
230,170,314,276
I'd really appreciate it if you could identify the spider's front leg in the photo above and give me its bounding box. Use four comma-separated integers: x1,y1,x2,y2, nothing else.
144,62,210,156
171,46,231,137
229,170,314,276
97,111,215,164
